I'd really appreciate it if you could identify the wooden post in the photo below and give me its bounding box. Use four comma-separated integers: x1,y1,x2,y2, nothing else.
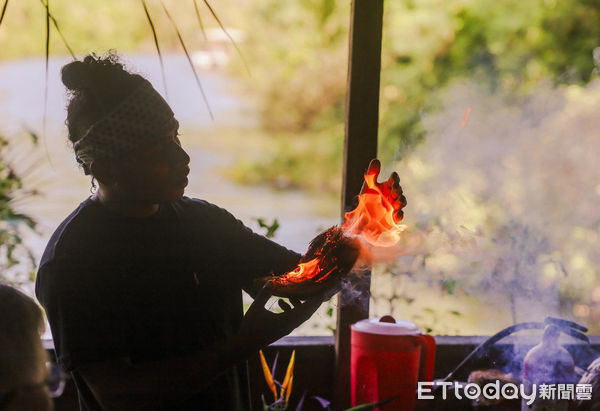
334,0,384,409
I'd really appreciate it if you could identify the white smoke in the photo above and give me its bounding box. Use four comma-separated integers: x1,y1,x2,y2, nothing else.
370,79,600,334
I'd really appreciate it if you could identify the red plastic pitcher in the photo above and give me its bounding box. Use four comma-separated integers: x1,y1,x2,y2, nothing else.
351,316,435,411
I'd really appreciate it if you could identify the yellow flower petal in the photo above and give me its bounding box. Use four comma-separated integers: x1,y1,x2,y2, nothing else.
259,350,278,401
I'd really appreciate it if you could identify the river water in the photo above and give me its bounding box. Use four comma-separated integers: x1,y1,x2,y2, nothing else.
0,54,339,261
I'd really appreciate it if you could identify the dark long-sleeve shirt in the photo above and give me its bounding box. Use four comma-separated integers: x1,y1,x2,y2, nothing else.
36,196,300,410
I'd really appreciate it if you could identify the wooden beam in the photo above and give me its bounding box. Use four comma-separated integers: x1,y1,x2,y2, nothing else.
334,0,384,409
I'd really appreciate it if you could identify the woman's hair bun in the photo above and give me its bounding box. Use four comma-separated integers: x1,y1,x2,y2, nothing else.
62,51,146,151
61,52,126,93
61,60,89,92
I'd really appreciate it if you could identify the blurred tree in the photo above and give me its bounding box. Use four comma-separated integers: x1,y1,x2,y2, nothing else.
380,0,600,156
1,0,598,146
0,0,238,59
231,0,350,132
0,135,38,287
230,0,600,160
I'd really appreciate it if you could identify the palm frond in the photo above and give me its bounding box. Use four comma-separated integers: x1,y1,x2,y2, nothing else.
202,0,250,75
0,0,9,30
161,0,213,119
42,0,49,110
193,0,207,41
47,10,75,59
141,0,169,100
40,0,53,167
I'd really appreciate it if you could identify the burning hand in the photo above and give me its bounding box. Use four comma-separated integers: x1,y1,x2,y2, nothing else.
360,159,407,223
254,227,360,299
255,159,408,298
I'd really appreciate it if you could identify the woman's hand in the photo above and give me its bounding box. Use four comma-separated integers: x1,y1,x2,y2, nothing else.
237,285,323,349
361,158,407,222
253,226,360,299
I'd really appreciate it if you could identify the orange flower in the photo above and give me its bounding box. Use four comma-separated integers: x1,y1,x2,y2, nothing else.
259,350,278,402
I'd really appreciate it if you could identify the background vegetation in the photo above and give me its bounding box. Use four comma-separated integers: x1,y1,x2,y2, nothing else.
229,0,600,178
227,0,600,333
0,0,599,333
0,134,38,291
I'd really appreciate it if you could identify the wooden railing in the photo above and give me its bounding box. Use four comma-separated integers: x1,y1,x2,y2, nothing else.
45,335,600,411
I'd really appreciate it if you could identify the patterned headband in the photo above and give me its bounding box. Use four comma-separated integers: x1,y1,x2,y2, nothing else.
73,80,174,171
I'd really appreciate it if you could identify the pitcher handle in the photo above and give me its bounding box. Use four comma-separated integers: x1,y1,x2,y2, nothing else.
416,334,436,381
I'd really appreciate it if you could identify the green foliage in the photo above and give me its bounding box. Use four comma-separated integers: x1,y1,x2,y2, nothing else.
441,279,457,296
0,0,238,59
0,136,38,286
230,0,350,132
256,217,280,239
229,0,600,186
0,0,144,58
227,128,344,193
431,0,600,88
380,0,600,154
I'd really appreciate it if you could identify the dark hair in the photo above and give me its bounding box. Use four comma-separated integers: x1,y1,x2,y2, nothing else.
62,52,146,174
0,284,45,391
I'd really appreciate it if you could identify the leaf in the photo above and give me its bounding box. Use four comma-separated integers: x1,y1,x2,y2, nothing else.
141,0,168,99
271,351,279,379
295,391,307,411
192,0,207,41
202,0,250,75
24,128,39,144
441,279,457,295
42,0,49,146
319,0,336,25
46,8,75,58
0,0,9,30
257,218,280,238
311,395,331,409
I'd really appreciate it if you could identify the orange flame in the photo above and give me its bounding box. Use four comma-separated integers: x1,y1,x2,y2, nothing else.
461,106,472,129
282,258,336,284
342,170,407,247
273,165,406,285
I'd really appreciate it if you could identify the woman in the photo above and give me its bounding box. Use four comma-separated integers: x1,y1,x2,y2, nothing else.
35,53,329,410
